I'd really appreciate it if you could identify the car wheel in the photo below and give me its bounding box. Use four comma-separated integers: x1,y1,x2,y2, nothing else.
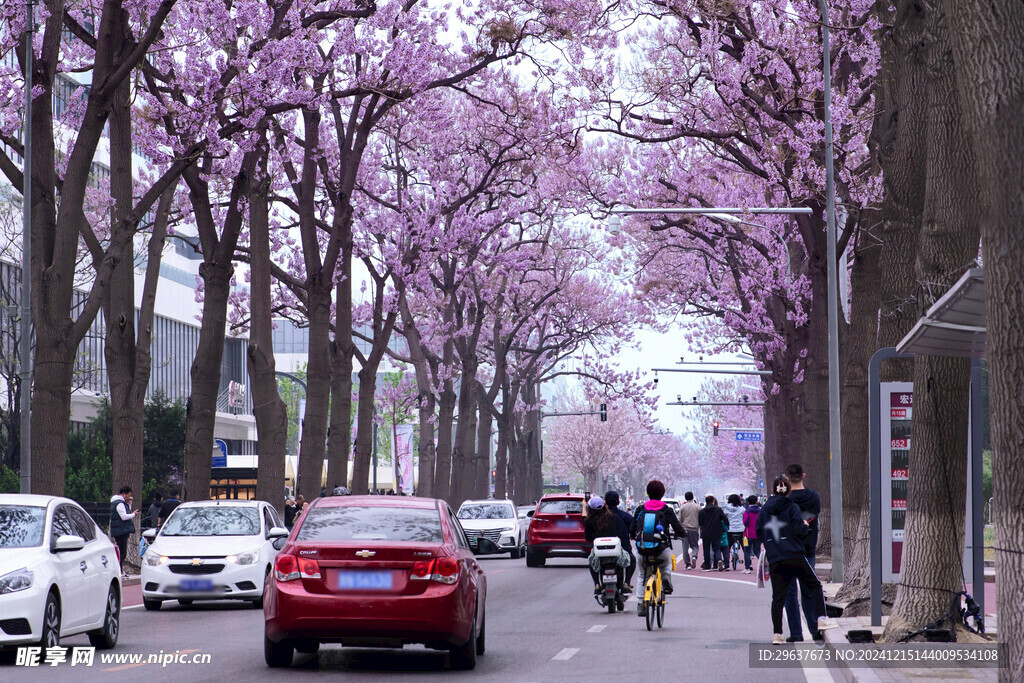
449,614,478,670
143,599,162,611
252,566,269,608
265,633,294,668
525,549,545,567
88,584,120,649
178,599,193,606
475,612,486,656
510,545,521,560
39,591,61,649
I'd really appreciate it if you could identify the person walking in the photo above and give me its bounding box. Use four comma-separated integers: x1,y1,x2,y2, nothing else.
756,477,838,645
604,490,636,591
284,498,297,530
742,495,762,573
109,486,137,579
698,495,728,571
145,492,163,530
723,494,746,570
678,492,701,569
158,489,181,527
784,463,823,641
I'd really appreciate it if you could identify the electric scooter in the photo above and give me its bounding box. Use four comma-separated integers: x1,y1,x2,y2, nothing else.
592,536,626,613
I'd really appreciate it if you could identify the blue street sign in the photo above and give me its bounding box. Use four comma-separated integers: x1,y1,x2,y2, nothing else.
758,477,764,489
735,431,763,442
212,439,228,468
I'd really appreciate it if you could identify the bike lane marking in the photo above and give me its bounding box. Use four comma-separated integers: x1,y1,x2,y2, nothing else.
551,648,580,661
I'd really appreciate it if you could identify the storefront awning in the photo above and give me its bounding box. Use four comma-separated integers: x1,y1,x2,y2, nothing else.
896,267,986,358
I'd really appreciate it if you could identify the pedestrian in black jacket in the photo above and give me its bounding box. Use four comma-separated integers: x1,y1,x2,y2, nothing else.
756,478,837,645
604,490,636,588
698,497,728,571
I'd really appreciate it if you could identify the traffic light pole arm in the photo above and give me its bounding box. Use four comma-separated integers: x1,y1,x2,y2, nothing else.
666,401,766,406
653,367,772,376
540,411,603,417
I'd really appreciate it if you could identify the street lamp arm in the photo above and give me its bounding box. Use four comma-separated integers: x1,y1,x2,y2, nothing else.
275,371,307,393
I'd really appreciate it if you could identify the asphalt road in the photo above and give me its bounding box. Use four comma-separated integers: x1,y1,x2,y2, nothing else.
2,544,828,682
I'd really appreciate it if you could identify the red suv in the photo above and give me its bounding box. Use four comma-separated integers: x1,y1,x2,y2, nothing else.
263,496,486,670
526,494,589,567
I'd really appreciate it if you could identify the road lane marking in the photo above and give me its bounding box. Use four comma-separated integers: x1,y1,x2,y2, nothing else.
672,571,751,586
123,604,144,610
586,625,606,633
551,648,579,661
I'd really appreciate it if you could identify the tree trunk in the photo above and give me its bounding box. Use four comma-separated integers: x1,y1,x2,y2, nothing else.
105,64,144,572
247,146,288,511
474,393,491,500
296,286,332,499
395,286,436,497
883,3,980,638
450,354,478,506
351,366,381,494
524,382,544,503
326,245,355,490
433,378,457,502
943,0,1024,674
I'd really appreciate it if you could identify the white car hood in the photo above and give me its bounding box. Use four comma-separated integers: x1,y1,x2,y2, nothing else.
0,547,48,575
149,535,264,557
458,518,516,531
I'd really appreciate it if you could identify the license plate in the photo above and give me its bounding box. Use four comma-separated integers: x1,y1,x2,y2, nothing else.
336,570,393,591
179,579,213,592
602,574,617,583
556,521,578,529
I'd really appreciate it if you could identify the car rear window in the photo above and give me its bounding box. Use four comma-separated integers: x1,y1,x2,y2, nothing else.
538,499,583,514
296,506,443,543
458,503,515,520
0,505,46,548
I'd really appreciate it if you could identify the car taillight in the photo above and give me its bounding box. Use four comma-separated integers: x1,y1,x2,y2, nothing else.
298,557,321,579
408,558,458,584
275,554,300,582
434,557,458,583
410,560,434,580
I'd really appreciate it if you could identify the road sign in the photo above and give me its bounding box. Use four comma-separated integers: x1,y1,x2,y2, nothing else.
735,431,763,442
213,439,228,468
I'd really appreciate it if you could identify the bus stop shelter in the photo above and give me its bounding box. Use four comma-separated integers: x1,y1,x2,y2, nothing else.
868,267,987,626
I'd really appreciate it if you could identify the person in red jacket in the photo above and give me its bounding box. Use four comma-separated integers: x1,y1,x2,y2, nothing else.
742,495,762,574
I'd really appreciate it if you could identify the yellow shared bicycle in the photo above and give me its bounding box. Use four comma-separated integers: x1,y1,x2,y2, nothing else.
640,554,675,630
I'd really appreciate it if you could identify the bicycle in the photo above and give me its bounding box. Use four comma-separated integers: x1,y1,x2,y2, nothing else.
640,555,672,631
731,539,741,571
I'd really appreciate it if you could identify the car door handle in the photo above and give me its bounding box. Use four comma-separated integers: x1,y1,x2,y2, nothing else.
80,561,88,573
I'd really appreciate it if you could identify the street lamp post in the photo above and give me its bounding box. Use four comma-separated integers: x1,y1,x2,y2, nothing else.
19,0,34,494
819,0,843,582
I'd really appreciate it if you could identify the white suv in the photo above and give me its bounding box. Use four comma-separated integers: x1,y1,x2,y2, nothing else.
141,500,288,610
456,499,526,559
0,494,121,650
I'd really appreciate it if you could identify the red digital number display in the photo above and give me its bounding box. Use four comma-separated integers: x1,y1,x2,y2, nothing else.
891,439,909,449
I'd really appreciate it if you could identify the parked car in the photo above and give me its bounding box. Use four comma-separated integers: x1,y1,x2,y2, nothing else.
525,494,589,567
141,500,287,610
456,500,526,559
0,494,121,650
264,495,486,670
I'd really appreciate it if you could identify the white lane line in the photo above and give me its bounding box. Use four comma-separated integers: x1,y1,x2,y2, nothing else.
551,648,580,661
586,625,606,633
123,604,144,610
672,571,752,586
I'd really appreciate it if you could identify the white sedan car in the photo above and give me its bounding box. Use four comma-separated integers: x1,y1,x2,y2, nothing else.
457,499,526,559
0,494,121,650
141,500,287,610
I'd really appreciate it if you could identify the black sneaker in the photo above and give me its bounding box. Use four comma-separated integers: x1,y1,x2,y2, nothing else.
621,585,633,594
663,585,673,595
786,636,804,643
811,631,824,641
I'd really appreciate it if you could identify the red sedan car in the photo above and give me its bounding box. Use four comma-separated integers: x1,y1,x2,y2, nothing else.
263,496,486,670
526,494,590,567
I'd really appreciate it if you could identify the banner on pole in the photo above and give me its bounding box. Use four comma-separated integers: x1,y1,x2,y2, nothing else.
395,424,415,494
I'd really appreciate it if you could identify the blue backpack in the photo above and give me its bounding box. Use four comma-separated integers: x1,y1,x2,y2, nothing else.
636,508,669,556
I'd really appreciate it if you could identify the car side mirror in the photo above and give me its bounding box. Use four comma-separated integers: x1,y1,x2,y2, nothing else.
142,528,158,542
272,537,287,551
526,510,534,518
518,512,527,520
268,526,290,540
52,535,85,553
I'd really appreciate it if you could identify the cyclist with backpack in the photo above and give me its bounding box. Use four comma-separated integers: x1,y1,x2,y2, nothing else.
632,480,687,603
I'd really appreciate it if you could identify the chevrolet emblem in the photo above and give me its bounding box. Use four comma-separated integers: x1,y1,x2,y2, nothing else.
355,550,375,558
190,558,203,566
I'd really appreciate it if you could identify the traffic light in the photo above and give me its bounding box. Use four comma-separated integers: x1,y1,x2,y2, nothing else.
713,420,719,436
600,403,607,422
